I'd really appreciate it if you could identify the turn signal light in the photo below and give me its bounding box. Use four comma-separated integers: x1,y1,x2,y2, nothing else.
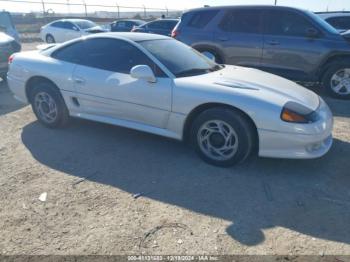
281,108,308,123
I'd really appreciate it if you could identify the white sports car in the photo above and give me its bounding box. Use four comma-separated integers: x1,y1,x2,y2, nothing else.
7,33,333,167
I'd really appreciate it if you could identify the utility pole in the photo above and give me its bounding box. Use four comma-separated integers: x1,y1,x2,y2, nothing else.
41,0,46,16
274,0,277,5
116,3,120,19
83,0,87,17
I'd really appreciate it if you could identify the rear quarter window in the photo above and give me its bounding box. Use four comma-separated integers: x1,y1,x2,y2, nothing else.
51,41,85,64
187,10,219,28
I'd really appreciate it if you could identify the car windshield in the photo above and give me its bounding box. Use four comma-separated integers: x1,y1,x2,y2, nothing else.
139,39,223,77
308,11,339,34
74,20,97,29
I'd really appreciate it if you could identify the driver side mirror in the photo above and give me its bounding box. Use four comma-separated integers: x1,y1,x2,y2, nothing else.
130,65,156,83
72,26,80,32
306,28,319,38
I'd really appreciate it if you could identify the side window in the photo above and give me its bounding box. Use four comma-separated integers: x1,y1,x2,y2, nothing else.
117,21,126,28
327,16,350,29
187,10,219,28
219,10,262,34
51,21,64,28
166,21,178,30
148,21,162,29
265,10,316,37
51,41,85,64
63,22,76,30
81,39,166,77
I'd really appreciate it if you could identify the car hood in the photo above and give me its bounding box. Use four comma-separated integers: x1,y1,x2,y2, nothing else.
176,65,320,110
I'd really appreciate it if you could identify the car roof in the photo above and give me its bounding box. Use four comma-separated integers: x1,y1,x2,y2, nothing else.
84,32,171,42
147,18,179,22
114,19,145,22
186,5,305,13
53,18,93,23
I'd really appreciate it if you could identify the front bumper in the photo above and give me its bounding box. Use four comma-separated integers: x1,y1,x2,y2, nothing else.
258,98,333,159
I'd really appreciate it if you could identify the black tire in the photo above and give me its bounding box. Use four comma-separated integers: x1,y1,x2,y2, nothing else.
190,108,255,167
29,81,70,128
322,62,350,99
46,34,55,43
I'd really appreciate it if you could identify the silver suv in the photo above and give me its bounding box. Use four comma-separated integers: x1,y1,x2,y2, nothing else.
172,5,350,99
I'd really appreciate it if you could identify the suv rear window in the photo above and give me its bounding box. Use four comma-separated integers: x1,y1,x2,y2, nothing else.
187,10,219,28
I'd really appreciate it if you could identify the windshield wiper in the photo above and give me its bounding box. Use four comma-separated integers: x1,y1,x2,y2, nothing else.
175,68,210,77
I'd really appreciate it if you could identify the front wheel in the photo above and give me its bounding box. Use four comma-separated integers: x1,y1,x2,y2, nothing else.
29,82,70,128
191,108,255,167
322,63,350,99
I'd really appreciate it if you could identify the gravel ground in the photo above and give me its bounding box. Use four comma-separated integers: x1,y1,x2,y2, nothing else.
0,43,350,255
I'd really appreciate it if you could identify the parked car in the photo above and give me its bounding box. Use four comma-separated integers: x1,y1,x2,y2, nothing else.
317,12,350,32
40,19,107,43
0,32,21,80
131,19,179,36
111,19,145,32
0,11,20,43
173,5,350,99
7,33,333,166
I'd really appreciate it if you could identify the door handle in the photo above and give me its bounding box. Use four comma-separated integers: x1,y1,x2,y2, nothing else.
74,77,85,84
267,40,280,46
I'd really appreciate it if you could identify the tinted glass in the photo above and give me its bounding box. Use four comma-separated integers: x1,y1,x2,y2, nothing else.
327,16,350,29
265,10,315,37
51,41,85,64
140,39,220,77
62,22,75,30
219,9,261,34
187,10,219,28
74,20,96,29
165,21,178,30
117,21,126,28
52,39,165,76
51,21,64,28
147,21,163,29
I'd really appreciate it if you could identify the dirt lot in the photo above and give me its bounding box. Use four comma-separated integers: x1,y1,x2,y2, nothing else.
0,43,350,256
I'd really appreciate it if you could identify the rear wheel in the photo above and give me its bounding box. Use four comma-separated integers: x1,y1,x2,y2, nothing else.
191,108,255,167
322,63,350,99
46,34,55,43
29,82,70,128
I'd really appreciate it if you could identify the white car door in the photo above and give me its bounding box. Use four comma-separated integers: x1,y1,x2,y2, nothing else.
47,21,66,43
71,38,172,128
62,22,82,41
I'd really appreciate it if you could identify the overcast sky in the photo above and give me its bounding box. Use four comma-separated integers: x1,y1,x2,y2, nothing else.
1,0,349,13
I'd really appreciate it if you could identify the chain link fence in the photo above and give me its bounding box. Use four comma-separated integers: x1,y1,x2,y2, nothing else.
1,0,183,42
0,0,183,19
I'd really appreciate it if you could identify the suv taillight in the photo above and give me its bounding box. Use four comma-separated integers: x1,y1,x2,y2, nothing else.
8,54,15,64
171,29,179,38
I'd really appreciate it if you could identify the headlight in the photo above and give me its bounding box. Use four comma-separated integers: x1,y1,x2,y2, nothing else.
281,101,320,124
